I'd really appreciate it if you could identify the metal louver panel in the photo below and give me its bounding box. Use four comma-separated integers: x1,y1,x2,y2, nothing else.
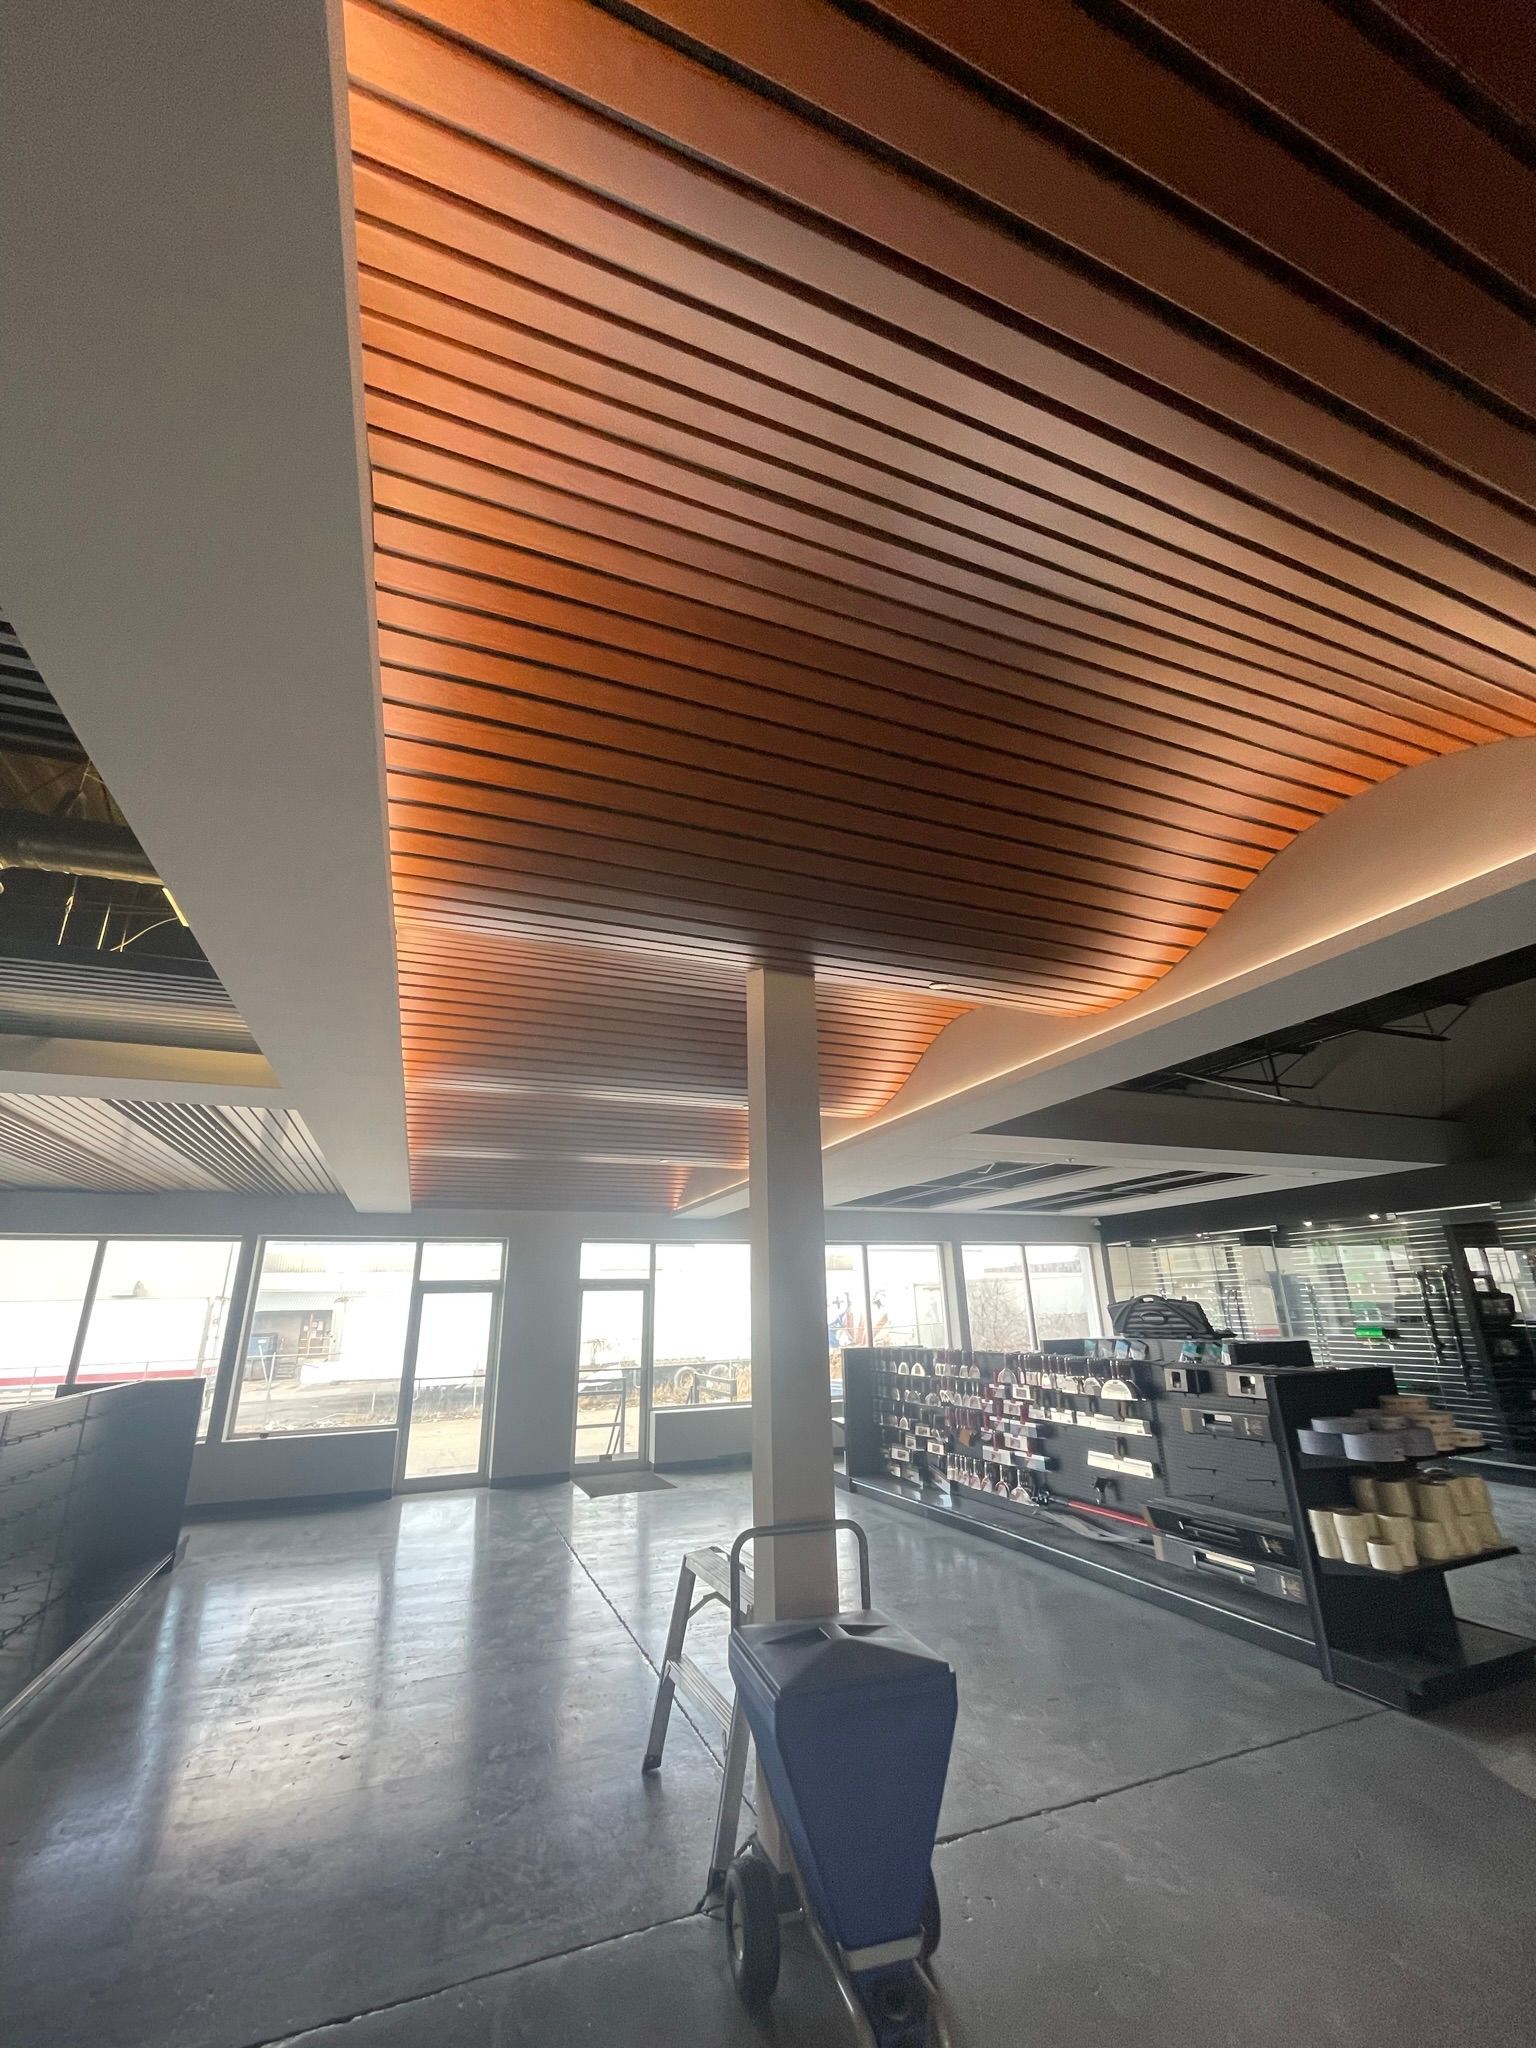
1107,1238,1259,1339
0,954,258,1053
840,1162,1084,1209
1111,1218,1511,1448
1276,1216,1510,1451
0,1098,337,1195
0,617,79,758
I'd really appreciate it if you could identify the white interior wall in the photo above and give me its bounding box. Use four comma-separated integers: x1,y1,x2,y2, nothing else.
0,1191,1102,1496
188,1430,398,1509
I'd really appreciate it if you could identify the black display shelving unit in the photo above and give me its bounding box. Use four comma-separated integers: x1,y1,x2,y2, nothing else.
841,1346,1536,1712
1266,1366,1535,1712
840,1346,1319,1668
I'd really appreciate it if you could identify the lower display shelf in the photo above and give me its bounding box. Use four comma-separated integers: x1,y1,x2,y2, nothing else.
844,1470,1319,1666
1299,1444,1488,1471
1328,1621,1536,1713
843,1348,1536,1715
1319,1546,1518,1579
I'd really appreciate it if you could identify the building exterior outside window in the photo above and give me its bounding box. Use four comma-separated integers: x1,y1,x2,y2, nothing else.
75,1239,240,1438
231,1241,417,1436
961,1244,1035,1349
866,1244,949,1348
653,1242,752,1407
0,1239,98,1409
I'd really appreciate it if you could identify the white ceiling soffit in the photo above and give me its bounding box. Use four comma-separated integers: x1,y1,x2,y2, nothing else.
685,740,1536,1216
0,0,410,1210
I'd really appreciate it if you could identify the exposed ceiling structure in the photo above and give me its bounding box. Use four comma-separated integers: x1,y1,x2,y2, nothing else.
0,637,257,1052
2,0,411,1210
340,0,1536,1210
0,624,313,1196
837,1158,1254,1216
1124,947,1536,1111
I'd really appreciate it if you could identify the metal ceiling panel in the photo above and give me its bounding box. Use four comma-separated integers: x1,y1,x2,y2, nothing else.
0,617,79,759
0,1097,337,1194
0,952,259,1053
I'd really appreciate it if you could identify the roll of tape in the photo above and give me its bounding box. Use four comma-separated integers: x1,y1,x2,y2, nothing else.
1308,1508,1343,1560
1450,1477,1481,1515
1417,1483,1459,1523
1367,1540,1407,1573
1376,1479,1415,1517
1379,1513,1418,1566
1334,1509,1379,1540
1464,1477,1493,1515
1350,1476,1380,1512
1414,1519,1453,1561
1337,1522,1372,1566
1344,1432,1406,1462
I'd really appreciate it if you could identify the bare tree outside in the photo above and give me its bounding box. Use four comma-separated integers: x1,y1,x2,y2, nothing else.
966,1276,1033,1351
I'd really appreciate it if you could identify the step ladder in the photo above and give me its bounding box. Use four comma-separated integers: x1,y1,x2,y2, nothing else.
642,1542,754,1895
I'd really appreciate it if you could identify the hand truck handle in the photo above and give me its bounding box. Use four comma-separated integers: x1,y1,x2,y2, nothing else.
727,1517,871,1629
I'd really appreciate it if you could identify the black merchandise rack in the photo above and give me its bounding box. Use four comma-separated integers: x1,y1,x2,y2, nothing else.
842,1344,1319,1667
1266,1366,1534,1711
841,1345,1536,1711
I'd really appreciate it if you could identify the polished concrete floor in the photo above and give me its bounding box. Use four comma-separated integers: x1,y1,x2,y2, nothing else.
3,1471,1536,2048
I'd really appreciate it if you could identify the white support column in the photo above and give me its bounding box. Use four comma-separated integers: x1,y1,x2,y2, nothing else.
747,966,837,1622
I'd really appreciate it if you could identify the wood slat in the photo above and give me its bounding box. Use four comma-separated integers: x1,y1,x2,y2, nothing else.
337,0,1536,1211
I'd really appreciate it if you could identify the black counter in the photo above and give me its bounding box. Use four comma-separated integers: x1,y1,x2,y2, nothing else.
0,1378,200,1727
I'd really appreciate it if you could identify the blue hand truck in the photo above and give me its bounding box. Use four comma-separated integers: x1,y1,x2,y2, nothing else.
644,1517,958,2047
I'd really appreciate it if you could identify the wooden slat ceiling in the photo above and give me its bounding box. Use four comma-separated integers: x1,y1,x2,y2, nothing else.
342,0,1536,1211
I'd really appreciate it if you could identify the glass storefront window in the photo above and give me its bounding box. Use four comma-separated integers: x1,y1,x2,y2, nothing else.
75,1240,240,1437
825,1245,869,1392
652,1243,751,1408
1278,1236,1422,1353
1466,1244,1536,1321
403,1288,496,1481
580,1242,653,1280
961,1244,1036,1350
418,1240,504,1282
575,1286,646,1462
1109,1238,1284,1338
231,1241,416,1436
866,1244,948,1348
1025,1244,1099,1341
0,1239,97,1409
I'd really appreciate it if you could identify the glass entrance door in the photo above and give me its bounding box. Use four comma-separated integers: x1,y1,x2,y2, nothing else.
398,1286,497,1487
574,1285,650,1467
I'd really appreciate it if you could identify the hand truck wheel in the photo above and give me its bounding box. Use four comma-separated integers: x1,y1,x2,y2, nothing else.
919,1869,941,1961
722,1847,781,2008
